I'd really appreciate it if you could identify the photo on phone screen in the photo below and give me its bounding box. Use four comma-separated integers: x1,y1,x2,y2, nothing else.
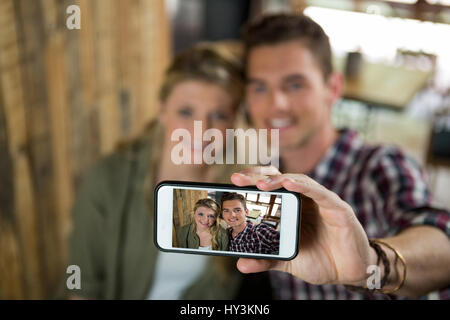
155,181,301,260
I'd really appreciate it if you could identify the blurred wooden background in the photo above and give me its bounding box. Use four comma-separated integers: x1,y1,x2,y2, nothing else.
0,0,171,299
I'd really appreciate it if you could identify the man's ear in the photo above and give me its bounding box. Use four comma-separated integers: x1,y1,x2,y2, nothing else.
326,72,343,108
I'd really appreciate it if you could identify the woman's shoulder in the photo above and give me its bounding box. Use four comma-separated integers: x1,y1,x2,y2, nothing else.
177,224,192,238
217,226,229,251
217,226,230,239
218,225,229,234
79,121,160,193
114,120,161,158
79,144,143,194
178,223,192,232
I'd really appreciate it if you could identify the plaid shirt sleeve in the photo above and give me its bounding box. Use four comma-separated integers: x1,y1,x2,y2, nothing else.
369,146,450,237
255,223,280,255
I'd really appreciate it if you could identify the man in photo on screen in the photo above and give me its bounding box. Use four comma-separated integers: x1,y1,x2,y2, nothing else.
221,192,280,255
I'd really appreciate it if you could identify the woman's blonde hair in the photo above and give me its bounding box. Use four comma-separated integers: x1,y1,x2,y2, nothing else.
190,198,222,250
159,42,244,110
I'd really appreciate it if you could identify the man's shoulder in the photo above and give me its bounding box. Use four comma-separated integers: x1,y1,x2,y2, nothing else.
252,222,279,239
362,143,420,172
337,129,412,164
345,133,419,173
347,140,427,194
254,222,277,231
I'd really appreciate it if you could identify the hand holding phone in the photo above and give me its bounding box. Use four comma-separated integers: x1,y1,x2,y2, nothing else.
154,180,301,260
232,168,374,288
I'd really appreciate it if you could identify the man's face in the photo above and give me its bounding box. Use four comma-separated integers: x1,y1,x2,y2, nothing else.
222,199,248,228
245,41,336,150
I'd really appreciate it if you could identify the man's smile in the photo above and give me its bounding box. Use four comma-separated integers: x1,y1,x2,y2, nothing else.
266,117,298,131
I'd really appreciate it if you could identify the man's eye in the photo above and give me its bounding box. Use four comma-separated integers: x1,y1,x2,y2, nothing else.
286,82,302,91
254,85,266,93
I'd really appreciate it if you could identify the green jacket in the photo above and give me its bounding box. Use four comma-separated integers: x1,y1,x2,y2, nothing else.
64,123,243,299
177,224,229,251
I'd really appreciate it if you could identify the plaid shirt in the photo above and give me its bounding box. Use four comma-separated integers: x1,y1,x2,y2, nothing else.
228,221,280,254
271,129,450,300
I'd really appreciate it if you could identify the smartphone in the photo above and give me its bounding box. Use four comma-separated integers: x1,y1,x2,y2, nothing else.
154,180,301,260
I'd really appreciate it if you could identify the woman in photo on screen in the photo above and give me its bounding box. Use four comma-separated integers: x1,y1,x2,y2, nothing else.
177,198,229,251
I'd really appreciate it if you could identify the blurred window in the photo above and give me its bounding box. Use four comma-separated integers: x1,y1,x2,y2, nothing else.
304,6,450,89
167,0,250,53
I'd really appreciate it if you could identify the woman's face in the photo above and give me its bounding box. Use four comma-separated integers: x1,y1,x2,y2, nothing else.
194,206,217,230
160,80,236,161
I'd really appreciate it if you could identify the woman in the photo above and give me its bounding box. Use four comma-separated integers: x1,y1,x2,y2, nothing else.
177,198,228,251
66,42,245,299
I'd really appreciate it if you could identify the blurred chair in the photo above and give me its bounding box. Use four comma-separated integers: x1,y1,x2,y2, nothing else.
261,215,280,229
395,49,437,72
425,103,450,191
248,209,262,219
395,48,438,96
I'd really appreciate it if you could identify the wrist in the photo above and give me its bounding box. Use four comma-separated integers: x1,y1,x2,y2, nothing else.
348,241,381,288
349,239,407,294
365,240,396,290
360,242,382,288
375,240,406,294
351,239,393,288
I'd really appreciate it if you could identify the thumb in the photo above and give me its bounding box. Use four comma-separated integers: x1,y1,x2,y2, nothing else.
236,258,279,274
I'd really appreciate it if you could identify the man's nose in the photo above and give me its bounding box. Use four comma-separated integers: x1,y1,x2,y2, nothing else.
271,90,289,111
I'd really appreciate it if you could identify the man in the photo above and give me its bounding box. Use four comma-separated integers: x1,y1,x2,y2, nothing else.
221,192,280,255
231,13,450,299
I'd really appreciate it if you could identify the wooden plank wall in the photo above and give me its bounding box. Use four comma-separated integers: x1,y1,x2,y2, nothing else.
0,0,171,299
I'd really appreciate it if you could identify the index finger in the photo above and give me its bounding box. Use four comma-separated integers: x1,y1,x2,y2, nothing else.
231,166,281,186
241,165,281,177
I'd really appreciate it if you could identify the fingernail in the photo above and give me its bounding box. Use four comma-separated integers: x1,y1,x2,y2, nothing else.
264,177,272,183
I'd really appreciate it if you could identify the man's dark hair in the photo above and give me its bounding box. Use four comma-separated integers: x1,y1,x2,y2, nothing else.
242,13,333,80
221,192,247,210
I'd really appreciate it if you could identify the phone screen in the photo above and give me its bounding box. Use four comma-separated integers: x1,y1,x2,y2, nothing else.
155,182,300,260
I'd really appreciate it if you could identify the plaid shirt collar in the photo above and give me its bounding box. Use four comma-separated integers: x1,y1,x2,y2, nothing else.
227,221,253,241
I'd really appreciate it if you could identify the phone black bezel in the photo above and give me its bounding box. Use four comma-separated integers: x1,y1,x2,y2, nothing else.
154,180,301,261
